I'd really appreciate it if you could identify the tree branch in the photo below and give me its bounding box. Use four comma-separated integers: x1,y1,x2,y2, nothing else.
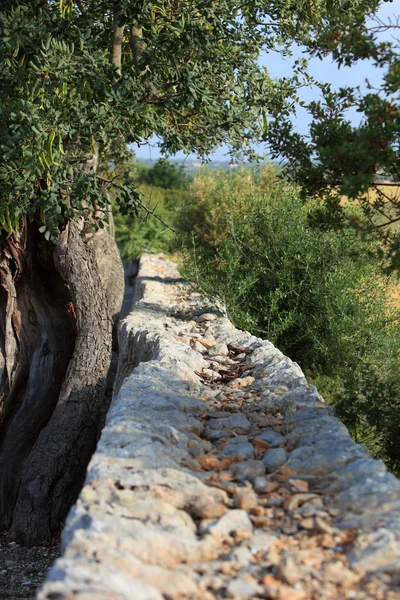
96,176,175,232
111,14,125,75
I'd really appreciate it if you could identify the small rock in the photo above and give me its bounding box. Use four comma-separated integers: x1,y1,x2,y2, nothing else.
248,531,278,554
253,477,278,494
222,442,255,460
288,478,309,493
202,509,253,540
228,376,255,388
209,411,232,418
227,435,249,445
196,313,218,322
262,448,287,472
322,560,358,585
209,413,251,432
209,342,229,357
299,517,314,530
173,335,191,344
226,577,261,598
257,429,284,447
209,430,225,441
231,460,266,482
193,341,208,354
264,584,306,600
233,487,258,510
286,493,321,511
228,546,253,568
314,516,333,534
190,497,228,519
197,338,217,349
278,553,302,585
237,353,247,359
202,368,221,380
348,528,400,573
266,496,285,507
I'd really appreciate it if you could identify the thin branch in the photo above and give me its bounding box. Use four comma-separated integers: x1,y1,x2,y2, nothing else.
96,176,175,232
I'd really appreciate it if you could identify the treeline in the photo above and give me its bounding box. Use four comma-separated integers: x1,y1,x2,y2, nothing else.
115,160,400,474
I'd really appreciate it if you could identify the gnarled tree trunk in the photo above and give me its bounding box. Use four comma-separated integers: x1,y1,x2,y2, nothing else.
0,218,124,545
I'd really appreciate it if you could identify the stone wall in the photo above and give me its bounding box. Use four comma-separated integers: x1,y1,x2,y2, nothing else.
39,254,400,600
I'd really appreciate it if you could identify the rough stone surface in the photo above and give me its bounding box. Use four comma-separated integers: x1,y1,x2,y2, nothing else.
39,254,400,600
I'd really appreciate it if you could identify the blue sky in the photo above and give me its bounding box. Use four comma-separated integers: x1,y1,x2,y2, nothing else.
134,1,398,163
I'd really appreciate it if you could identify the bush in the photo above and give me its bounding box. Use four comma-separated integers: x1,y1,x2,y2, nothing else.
177,165,400,472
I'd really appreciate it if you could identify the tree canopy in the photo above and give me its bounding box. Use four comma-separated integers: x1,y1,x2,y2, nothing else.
268,7,400,270
0,0,380,243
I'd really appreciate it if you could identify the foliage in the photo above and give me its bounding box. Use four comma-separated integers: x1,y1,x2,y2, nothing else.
0,0,380,242
137,159,188,189
268,9,400,270
177,166,400,472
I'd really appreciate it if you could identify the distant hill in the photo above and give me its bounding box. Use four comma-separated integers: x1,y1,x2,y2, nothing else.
137,158,281,175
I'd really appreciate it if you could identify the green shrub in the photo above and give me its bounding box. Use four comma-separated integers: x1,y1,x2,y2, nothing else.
177,165,400,472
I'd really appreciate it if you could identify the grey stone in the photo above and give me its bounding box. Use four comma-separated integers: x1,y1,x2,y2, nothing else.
256,429,284,447
333,472,400,513
262,448,288,472
321,458,387,494
227,435,249,444
284,439,369,476
222,442,255,460
193,341,208,354
231,460,266,481
209,413,251,431
253,476,270,494
208,342,229,357
196,313,218,322
226,577,261,598
348,528,400,573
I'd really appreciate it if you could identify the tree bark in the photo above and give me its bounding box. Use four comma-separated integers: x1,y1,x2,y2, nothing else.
111,14,125,75
0,218,124,545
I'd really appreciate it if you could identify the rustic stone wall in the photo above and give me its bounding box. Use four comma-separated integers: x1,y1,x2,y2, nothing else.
38,254,400,600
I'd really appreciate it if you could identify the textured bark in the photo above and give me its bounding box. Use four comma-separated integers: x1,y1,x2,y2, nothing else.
0,219,124,545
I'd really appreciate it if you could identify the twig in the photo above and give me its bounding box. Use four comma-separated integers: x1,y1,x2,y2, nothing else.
96,176,175,232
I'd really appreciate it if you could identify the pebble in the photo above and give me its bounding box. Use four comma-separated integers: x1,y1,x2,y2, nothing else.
225,576,261,598
208,342,229,357
202,368,222,380
222,442,255,460
209,413,251,431
253,476,274,494
231,460,266,482
228,376,255,388
202,510,253,539
227,435,249,445
196,313,218,322
256,429,284,447
189,497,228,519
233,487,258,510
288,478,309,493
262,448,288,472
193,341,208,354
